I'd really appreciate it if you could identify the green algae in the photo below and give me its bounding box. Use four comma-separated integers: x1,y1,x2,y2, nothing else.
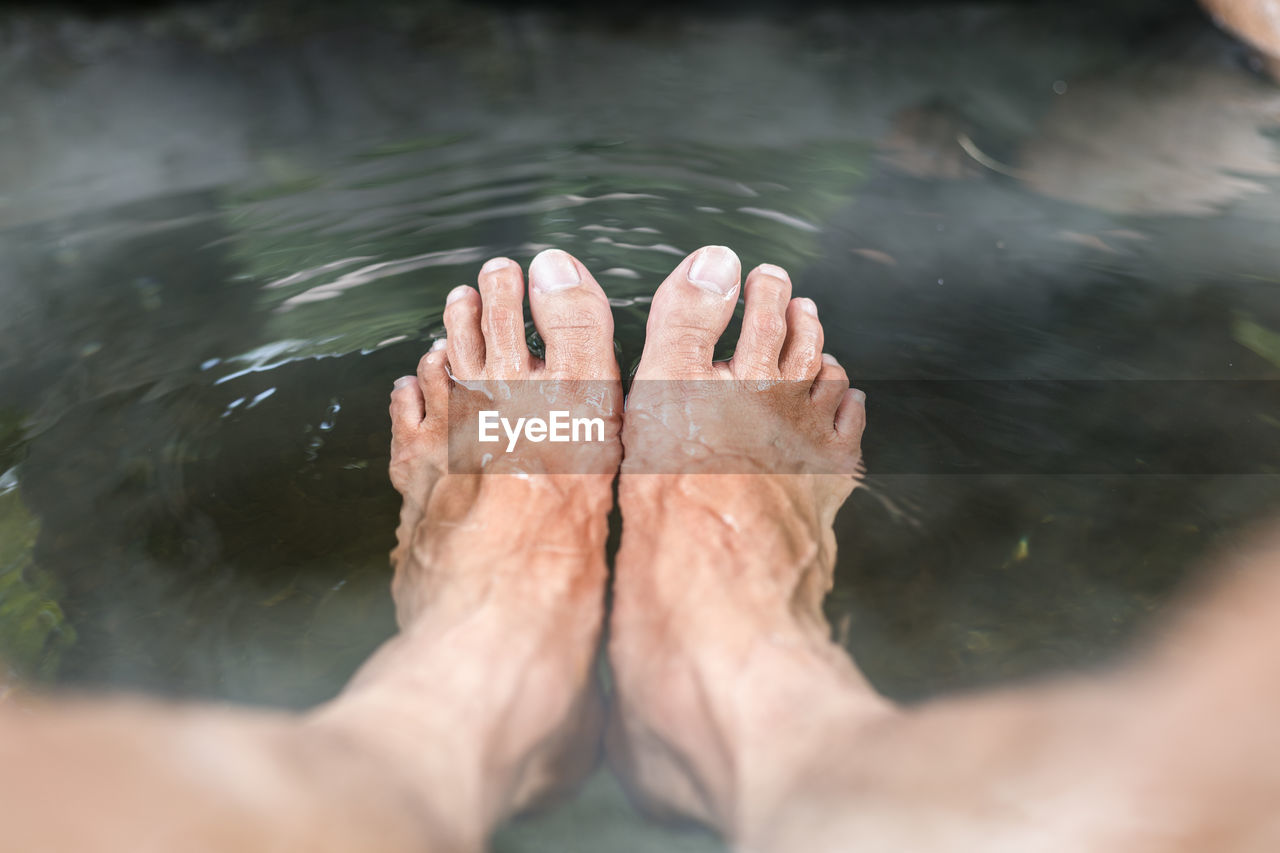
0,415,76,682
1233,314,1280,371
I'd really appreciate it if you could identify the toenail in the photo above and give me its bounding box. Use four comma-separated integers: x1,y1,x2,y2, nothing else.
822,353,839,366
481,257,513,274
797,298,819,317
529,249,581,291
446,285,470,305
688,246,741,296
757,263,789,281
430,338,447,351
850,388,866,403
393,376,416,389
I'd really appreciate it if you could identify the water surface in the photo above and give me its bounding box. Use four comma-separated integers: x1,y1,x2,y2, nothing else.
2,1,1280,848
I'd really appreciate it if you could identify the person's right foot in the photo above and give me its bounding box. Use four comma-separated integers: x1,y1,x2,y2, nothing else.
608,246,894,842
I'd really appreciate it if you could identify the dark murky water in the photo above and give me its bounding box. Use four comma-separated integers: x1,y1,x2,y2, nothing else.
2,0,1280,848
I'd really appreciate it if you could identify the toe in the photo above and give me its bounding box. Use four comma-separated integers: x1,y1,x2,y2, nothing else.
778,297,824,381
731,264,792,379
415,347,451,424
636,245,742,379
391,352,450,494
389,373,426,495
835,387,867,442
528,249,618,378
477,257,532,374
443,285,485,379
389,374,425,432
810,354,849,417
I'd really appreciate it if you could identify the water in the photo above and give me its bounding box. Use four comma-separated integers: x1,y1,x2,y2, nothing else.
2,0,1280,848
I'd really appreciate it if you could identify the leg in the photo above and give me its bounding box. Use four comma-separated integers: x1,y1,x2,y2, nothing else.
609,246,885,841
0,249,622,852
609,247,1280,851
1199,0,1280,80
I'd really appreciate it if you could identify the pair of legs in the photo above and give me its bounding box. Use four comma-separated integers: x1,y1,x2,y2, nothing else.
2,246,1279,852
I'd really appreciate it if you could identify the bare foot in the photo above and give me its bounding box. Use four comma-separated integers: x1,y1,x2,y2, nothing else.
312,249,621,847
608,246,892,841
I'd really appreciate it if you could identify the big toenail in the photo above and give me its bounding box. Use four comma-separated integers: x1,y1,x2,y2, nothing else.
529,249,581,291
689,246,741,296
446,285,470,305
481,257,513,273
798,298,818,317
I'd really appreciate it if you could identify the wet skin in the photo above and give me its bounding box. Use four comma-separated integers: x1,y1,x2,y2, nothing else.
406,247,1280,853
2,247,1280,852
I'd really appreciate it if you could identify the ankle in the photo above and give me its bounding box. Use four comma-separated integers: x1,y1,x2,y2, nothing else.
320,615,602,832
612,622,892,838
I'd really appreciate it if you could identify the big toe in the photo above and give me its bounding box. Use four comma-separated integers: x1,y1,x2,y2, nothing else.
635,245,741,379
527,249,619,378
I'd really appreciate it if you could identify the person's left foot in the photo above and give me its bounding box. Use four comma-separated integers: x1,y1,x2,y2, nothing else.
607,247,888,841
314,249,621,844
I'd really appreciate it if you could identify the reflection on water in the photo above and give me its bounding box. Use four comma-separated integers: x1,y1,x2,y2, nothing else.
1,0,1280,848
232,137,863,363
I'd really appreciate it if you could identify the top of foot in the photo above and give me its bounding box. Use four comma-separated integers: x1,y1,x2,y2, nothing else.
624,245,865,478
384,248,623,627
390,249,623,485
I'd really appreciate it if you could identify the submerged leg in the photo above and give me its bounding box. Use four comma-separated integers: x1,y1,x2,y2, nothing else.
610,246,1280,852
0,249,623,853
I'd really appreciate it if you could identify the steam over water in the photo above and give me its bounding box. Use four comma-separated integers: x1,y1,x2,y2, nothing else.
1,0,1279,847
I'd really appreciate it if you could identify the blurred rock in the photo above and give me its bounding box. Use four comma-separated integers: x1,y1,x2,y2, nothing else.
1019,61,1280,215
